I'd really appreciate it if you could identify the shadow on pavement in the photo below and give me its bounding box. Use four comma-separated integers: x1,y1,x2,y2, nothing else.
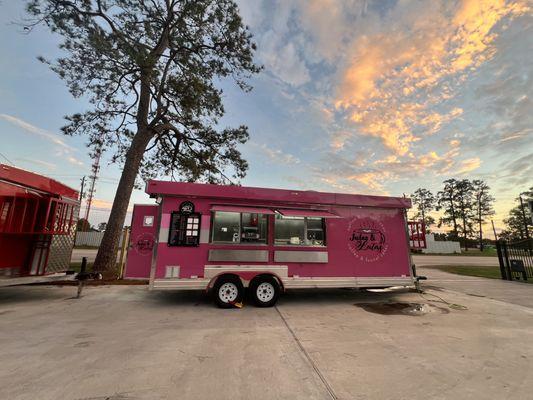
0,285,77,304
146,289,213,308
146,286,417,309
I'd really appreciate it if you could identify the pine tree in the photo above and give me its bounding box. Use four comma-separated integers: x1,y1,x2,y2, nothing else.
411,188,435,230
472,180,495,251
25,0,261,274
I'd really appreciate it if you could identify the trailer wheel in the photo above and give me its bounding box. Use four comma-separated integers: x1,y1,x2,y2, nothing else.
250,276,280,307
213,276,244,308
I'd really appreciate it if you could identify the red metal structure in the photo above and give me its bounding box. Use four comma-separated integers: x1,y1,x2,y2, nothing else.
0,164,79,279
408,220,427,250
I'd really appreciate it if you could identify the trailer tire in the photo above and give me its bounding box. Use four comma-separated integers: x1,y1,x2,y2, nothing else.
250,276,280,307
213,275,244,308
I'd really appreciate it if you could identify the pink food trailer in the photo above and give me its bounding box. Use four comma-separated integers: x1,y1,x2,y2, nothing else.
125,181,424,307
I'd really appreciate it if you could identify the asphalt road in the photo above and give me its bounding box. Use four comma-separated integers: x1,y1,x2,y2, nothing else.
72,248,499,266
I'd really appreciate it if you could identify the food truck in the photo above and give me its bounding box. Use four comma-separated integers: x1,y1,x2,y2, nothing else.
125,181,425,307
0,164,79,285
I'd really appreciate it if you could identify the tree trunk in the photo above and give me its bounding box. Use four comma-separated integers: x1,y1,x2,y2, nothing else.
478,202,483,252
450,199,458,239
463,216,468,251
92,130,153,275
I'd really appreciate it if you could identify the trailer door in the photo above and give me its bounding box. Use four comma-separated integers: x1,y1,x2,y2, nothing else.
124,204,158,279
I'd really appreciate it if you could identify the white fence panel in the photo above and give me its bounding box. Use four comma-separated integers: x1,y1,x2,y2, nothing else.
422,234,461,254
75,231,124,247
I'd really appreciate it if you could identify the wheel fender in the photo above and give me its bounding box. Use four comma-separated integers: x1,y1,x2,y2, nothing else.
207,271,284,292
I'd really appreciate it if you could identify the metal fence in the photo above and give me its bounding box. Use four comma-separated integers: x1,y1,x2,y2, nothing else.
496,239,533,281
75,231,125,247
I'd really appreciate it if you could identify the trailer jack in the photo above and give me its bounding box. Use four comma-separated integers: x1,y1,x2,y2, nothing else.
75,257,103,298
414,275,427,292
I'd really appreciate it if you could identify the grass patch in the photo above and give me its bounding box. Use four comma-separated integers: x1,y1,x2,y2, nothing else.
425,265,533,284
414,248,497,257
68,262,94,273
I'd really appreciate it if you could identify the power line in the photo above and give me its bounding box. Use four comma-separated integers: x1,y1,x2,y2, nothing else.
0,152,14,165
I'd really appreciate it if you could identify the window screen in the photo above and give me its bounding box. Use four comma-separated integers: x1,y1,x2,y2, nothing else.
306,217,325,245
211,211,268,244
212,212,240,242
274,215,325,246
241,213,268,243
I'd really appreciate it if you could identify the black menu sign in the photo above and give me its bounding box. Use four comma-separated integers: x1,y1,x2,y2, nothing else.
168,201,201,246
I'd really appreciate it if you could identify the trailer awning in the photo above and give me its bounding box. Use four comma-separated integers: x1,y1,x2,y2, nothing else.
210,205,276,214
275,209,340,218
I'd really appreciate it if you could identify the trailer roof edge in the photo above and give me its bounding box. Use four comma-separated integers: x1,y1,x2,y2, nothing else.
146,180,411,209
0,164,79,200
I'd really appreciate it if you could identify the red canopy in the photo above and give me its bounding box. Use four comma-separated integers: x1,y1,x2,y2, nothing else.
0,164,78,200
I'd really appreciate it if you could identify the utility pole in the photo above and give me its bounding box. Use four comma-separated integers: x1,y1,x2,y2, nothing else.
519,196,530,241
79,176,86,202
491,219,498,241
84,150,102,223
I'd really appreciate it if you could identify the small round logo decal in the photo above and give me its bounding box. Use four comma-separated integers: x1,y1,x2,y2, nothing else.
348,218,388,262
135,233,155,256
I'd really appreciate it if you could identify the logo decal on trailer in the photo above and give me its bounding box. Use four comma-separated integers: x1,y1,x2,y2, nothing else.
347,218,388,262
179,201,195,214
135,233,155,256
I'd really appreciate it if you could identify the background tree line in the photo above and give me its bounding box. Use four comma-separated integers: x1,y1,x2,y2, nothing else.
499,187,532,241
411,179,496,251
412,181,532,249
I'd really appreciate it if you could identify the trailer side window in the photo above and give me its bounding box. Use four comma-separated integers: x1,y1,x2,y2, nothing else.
274,215,325,246
211,211,268,244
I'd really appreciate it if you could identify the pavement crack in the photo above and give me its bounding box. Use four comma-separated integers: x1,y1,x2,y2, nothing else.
275,305,337,400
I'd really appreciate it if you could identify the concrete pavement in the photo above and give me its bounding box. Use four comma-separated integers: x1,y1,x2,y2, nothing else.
418,266,533,309
1,273,533,400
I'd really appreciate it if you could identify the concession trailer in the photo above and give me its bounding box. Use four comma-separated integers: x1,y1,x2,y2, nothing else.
0,164,79,285
125,180,425,307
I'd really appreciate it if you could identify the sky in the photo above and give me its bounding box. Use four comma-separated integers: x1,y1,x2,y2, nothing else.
0,0,532,237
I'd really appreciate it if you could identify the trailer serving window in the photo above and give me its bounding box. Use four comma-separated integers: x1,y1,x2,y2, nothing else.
274,215,326,246
211,211,268,244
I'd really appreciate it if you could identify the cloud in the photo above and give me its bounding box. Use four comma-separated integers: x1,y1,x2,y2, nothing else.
91,198,113,209
260,33,311,86
15,157,57,170
334,0,530,156
497,152,533,186
312,145,483,195
234,0,530,230
0,113,76,152
0,113,85,168
250,142,301,165
456,158,482,174
66,155,84,166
